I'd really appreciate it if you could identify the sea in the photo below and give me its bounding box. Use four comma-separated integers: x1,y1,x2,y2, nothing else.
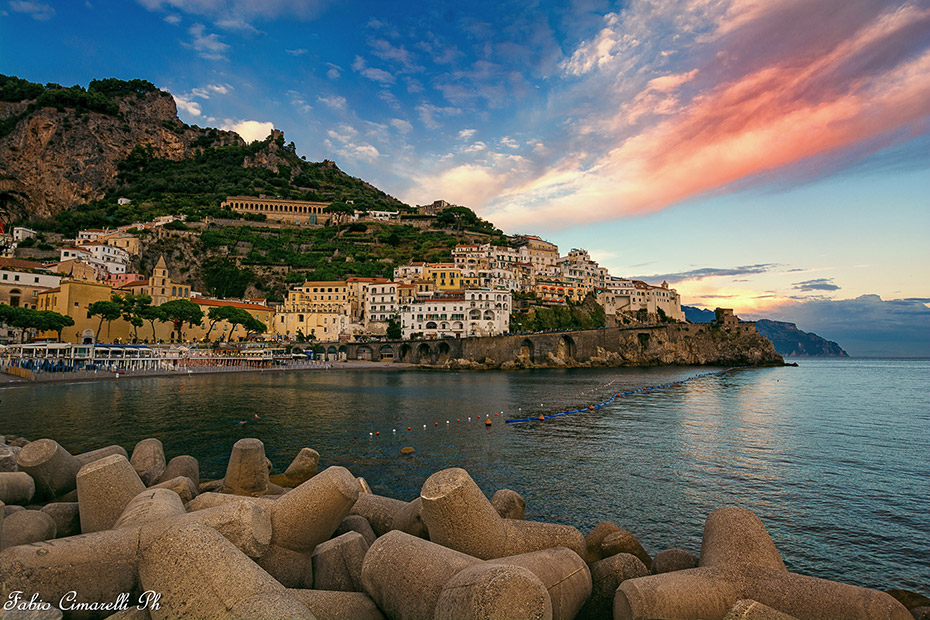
1,358,927,594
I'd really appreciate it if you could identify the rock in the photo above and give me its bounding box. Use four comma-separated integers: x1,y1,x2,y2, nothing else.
652,547,698,574
724,599,801,619
491,488,526,520
400,446,415,455
580,553,649,620
391,496,429,539
0,509,56,549
222,438,270,496
585,521,621,563
0,472,35,506
349,492,406,537
9,438,29,448
334,515,377,546
269,465,359,553
154,454,199,486
311,531,369,592
198,478,224,493
39,502,80,538
911,607,930,620
887,590,930,611
138,520,314,620
286,589,386,620
184,491,276,512
76,454,146,534
361,530,481,620
600,528,652,570
15,439,81,500
433,562,553,620
129,438,166,487
74,445,129,468
2,504,24,517
357,476,372,494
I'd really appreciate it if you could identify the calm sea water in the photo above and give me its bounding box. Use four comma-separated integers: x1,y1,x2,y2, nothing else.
1,359,927,593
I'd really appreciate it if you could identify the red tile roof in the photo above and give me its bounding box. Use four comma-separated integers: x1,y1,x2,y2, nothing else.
193,298,271,311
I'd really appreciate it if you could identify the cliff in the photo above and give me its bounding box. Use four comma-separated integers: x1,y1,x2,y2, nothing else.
754,319,848,357
0,77,243,218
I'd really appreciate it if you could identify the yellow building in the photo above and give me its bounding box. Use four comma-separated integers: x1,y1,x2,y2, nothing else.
285,281,349,313
423,263,479,291
191,298,275,342
37,280,125,343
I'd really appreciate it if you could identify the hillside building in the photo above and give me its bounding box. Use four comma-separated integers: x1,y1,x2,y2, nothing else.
400,289,512,339
222,196,331,225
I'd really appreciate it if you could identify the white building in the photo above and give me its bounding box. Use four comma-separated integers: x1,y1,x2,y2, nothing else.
401,289,512,339
12,227,37,242
60,243,129,275
364,281,398,325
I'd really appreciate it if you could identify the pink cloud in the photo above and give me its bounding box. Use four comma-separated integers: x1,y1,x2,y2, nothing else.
483,1,930,230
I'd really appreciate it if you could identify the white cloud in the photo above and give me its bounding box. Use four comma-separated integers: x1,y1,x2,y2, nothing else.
416,103,461,130
286,48,308,56
326,63,342,79
136,0,331,27
221,119,275,143
458,128,477,140
8,1,54,20
500,137,519,149
391,119,413,134
172,94,201,117
185,23,229,60
317,95,346,110
164,13,181,24
361,67,395,84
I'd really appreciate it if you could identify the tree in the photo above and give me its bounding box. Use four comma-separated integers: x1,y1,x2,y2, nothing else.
138,305,166,342
159,299,203,342
386,317,402,340
112,293,151,342
324,201,354,229
38,311,74,342
204,305,241,341
201,258,253,299
242,315,267,338
87,300,122,343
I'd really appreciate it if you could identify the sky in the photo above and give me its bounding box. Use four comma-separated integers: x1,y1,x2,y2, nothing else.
1,0,929,355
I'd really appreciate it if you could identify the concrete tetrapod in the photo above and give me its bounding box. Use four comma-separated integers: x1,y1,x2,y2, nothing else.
336,515,377,546
311,531,369,592
0,500,273,609
651,548,697,574
491,488,526,520
39,502,81,538
420,468,585,560
600,529,652,570
725,599,801,620
113,488,186,529
76,454,146,534
361,530,481,620
286,589,385,620
148,476,198,503
0,472,35,505
222,438,270,497
0,509,56,549
271,447,319,487
579,552,649,620
269,465,359,553
390,497,429,539
256,544,314,589
433,563,553,620
613,506,913,620
129,439,166,487
16,439,82,500
154,455,199,486
138,520,314,620
74,445,129,468
584,522,620,564
349,492,407,537
490,547,591,620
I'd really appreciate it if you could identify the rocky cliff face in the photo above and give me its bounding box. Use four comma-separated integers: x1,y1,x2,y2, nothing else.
0,91,242,217
754,319,848,357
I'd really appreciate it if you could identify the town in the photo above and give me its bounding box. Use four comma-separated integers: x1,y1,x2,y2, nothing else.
0,198,683,353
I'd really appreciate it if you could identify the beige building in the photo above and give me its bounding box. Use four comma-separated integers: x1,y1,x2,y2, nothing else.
222,196,331,225
400,289,512,339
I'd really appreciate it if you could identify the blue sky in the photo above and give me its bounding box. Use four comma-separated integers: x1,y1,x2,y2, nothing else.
2,0,929,354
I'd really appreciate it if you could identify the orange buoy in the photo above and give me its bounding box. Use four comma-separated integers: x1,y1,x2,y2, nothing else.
435,422,439,426
375,431,380,436
407,427,411,430
589,405,594,410
485,418,492,427
538,414,545,421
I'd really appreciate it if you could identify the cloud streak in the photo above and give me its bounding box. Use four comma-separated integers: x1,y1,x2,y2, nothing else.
631,264,779,283
793,278,840,292
454,0,930,229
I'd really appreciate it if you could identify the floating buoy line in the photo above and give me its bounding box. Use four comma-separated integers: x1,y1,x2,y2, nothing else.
366,367,747,436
